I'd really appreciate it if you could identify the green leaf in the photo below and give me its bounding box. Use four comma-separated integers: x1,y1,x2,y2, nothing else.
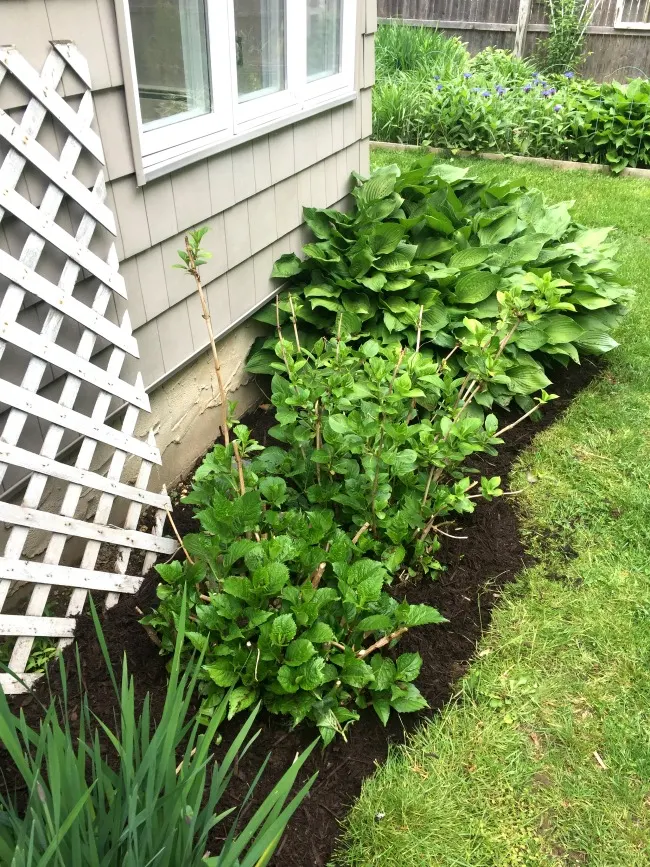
370,656,397,691
231,491,262,535
285,639,317,667
395,652,422,683
356,614,394,633
227,686,257,720
303,242,341,263
542,314,584,345
425,211,455,234
296,656,326,690
454,271,501,305
340,658,375,689
303,622,337,643
328,414,350,434
375,252,412,273
401,604,447,628
205,658,239,688
575,330,619,353
478,211,518,245
276,664,300,693
359,272,387,292
390,683,428,713
373,698,391,726
271,253,302,278
507,365,552,395
259,476,288,507
346,559,387,587
369,223,406,254
449,247,490,270
270,614,298,646
356,170,398,205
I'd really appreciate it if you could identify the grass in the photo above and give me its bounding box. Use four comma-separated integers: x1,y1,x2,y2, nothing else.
333,152,650,866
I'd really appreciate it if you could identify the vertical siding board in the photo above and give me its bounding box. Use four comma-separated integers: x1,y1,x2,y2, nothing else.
143,177,178,246
186,290,208,352
94,88,136,180
227,259,257,321
324,154,340,206
363,34,376,88
170,161,212,231
119,256,147,329
224,201,252,269
293,117,318,173
46,0,112,94
314,112,334,163
297,168,311,214
360,88,373,139
331,106,346,153
231,143,257,201
133,320,164,388
156,302,194,373
136,246,169,322
366,0,379,32
310,161,327,208
110,177,151,258
253,247,276,303
342,99,358,147
269,126,296,184
208,151,237,215
252,136,273,191
96,0,124,87
274,176,300,238
205,274,231,329
249,187,277,254
199,212,228,283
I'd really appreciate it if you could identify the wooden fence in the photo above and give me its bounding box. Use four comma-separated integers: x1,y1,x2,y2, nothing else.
378,0,650,80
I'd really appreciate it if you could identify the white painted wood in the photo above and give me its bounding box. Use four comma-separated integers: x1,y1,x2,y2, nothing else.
0,443,168,510
0,380,161,463
0,46,104,162
0,615,77,638
0,249,138,356
0,673,43,694
0,186,125,296
0,559,144,594
0,320,149,411
0,111,116,234
0,504,177,555
0,44,174,691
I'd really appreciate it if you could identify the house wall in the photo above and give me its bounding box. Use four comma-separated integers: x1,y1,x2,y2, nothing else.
0,0,377,498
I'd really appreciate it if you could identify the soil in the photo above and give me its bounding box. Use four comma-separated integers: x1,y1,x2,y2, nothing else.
5,359,601,867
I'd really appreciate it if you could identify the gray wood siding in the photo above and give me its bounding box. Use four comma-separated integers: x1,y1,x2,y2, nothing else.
0,0,375,409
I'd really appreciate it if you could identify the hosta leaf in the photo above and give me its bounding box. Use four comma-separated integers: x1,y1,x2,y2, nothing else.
425,211,455,235
285,638,317,667
514,328,547,351
304,283,341,299
359,272,387,292
454,271,501,305
449,247,490,270
270,613,297,646
371,656,397,691
348,247,375,278
375,252,412,273
421,301,449,333
303,206,334,239
395,652,422,683
532,201,573,239
575,330,619,353
416,237,456,259
271,253,302,278
369,223,405,254
568,291,614,310
303,242,341,262
542,314,584,345
477,211,517,246
507,365,552,394
356,170,398,205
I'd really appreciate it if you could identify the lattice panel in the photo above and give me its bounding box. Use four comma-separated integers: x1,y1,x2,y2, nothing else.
0,41,176,693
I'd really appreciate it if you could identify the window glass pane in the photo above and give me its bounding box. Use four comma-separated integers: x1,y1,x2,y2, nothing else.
129,0,211,128
307,0,342,82
235,0,286,102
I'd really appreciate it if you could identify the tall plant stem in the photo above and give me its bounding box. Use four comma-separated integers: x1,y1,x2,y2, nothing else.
371,348,406,528
357,627,408,659
232,441,246,496
314,400,322,485
185,236,229,446
287,292,301,353
415,305,424,353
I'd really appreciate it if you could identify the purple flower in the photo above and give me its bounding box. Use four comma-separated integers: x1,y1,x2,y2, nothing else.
553,104,562,112
437,83,443,91
463,72,472,79
563,71,575,79
433,75,440,81
495,84,508,96
541,89,551,97
523,84,533,93
532,72,540,78
482,90,491,98
548,87,557,95
541,81,548,88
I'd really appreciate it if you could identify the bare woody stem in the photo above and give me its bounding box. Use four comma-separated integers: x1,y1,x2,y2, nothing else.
352,522,370,544
165,501,194,565
185,236,229,446
232,440,246,496
415,304,424,353
310,561,327,589
357,627,408,659
495,402,542,438
287,292,301,353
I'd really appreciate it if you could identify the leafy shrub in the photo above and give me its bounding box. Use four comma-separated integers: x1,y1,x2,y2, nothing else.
144,425,445,744
376,21,468,80
535,0,597,74
0,602,314,866
468,47,534,86
247,160,630,411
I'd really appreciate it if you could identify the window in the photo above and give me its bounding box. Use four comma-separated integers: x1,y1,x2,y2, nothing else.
614,0,650,29
121,0,357,177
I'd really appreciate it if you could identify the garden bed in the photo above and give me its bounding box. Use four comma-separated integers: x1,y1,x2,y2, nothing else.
6,360,599,867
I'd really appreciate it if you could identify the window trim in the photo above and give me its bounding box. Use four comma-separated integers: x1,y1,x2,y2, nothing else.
116,0,358,184
613,0,650,29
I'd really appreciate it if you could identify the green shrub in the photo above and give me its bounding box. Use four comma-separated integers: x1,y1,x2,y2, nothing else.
468,47,534,86
144,424,445,744
247,160,631,411
0,601,315,866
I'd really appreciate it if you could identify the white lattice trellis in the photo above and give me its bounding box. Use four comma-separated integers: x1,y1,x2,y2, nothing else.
0,41,176,693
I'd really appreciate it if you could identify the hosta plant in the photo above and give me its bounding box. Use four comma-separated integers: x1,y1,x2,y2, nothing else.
143,425,446,744
247,159,631,410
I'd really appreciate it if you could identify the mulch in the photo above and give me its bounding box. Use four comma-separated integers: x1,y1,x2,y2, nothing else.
4,359,600,867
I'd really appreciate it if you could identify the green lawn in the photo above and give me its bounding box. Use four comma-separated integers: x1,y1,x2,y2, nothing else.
334,151,650,866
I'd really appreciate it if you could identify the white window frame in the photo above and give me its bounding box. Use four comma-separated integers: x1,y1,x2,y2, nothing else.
117,0,358,182
614,0,650,29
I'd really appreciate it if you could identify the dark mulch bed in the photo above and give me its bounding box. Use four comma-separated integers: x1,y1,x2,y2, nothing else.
6,359,600,867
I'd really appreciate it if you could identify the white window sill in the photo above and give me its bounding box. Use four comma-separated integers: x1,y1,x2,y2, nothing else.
139,89,357,185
